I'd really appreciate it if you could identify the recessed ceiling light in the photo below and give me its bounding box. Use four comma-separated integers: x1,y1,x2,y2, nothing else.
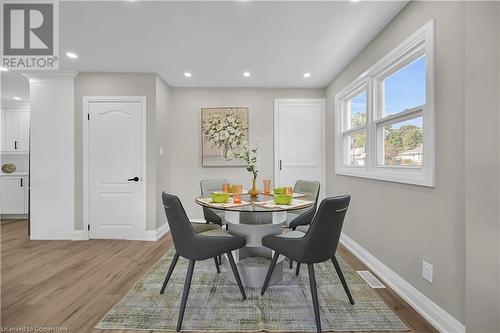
303,73,311,78
66,52,78,59
0,66,8,72
243,71,251,78
184,72,192,78
13,97,21,101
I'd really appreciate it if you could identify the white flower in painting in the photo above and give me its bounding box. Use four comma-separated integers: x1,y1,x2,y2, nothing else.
202,109,248,157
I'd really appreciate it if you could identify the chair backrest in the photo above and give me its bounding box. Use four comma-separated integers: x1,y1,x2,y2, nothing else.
200,179,227,225
200,179,227,196
294,180,321,204
302,195,350,263
162,192,197,257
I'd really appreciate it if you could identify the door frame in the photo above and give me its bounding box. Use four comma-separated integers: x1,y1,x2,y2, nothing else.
82,96,147,240
273,98,326,199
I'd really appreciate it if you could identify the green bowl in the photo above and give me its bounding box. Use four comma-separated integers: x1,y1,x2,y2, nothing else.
273,187,285,195
274,194,292,205
211,192,229,203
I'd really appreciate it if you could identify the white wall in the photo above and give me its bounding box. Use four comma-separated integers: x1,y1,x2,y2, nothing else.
326,1,466,324
169,88,325,218
27,72,76,239
464,2,500,332
155,76,172,228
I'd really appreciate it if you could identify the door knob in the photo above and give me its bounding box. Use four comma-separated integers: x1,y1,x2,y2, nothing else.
127,177,139,182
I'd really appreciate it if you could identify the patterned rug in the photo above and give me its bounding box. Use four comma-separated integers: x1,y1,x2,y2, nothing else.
96,249,408,332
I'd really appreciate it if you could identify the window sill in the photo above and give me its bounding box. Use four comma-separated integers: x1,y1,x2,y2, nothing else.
335,167,434,187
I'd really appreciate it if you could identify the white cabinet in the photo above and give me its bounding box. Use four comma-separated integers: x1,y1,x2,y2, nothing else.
1,109,30,152
1,176,28,214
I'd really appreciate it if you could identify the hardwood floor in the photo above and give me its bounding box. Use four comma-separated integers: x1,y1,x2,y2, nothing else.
1,220,437,333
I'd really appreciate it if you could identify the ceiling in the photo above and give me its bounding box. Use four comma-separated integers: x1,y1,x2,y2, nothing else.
1,1,407,103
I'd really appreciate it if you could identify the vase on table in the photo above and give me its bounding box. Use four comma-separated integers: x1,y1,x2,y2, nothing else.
248,178,260,197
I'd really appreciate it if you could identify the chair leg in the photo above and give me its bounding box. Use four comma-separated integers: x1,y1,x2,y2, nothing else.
295,262,301,276
226,252,246,300
176,259,195,332
289,258,293,269
307,264,322,333
213,257,220,273
261,252,279,296
218,254,222,265
160,251,180,294
331,256,354,305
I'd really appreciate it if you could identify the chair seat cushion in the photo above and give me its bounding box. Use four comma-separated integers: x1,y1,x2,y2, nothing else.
198,228,233,237
191,223,220,234
278,230,305,239
296,225,310,233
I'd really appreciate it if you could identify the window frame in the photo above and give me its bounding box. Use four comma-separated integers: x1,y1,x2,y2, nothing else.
334,20,435,187
340,81,370,168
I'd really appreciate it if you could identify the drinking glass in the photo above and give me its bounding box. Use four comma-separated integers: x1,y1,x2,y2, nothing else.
233,185,243,203
221,183,230,193
263,179,271,194
284,187,293,196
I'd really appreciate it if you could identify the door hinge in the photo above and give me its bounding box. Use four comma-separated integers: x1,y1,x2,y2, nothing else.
87,114,90,120
87,224,90,231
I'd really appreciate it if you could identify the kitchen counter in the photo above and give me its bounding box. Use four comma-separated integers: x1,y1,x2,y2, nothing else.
0,172,29,177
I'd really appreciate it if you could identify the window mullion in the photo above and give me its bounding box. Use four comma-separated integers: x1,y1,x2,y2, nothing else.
374,106,424,126
366,78,376,172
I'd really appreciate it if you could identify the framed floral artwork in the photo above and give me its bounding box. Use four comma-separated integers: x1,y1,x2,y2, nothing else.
201,107,249,167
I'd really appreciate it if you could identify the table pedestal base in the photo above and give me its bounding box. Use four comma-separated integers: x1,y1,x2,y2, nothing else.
226,247,284,288
226,216,285,288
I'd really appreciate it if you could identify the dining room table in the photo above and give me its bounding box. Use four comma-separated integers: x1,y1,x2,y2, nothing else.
195,192,315,288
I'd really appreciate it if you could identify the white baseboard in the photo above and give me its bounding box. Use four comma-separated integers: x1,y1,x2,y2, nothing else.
340,233,465,333
144,222,170,241
155,222,170,240
72,229,85,241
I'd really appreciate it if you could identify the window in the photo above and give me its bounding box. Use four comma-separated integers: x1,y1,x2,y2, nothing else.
335,20,434,186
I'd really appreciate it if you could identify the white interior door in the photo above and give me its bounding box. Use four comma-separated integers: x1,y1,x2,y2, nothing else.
274,99,325,198
86,99,145,239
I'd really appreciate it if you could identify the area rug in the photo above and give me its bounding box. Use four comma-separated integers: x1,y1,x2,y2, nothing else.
96,249,408,332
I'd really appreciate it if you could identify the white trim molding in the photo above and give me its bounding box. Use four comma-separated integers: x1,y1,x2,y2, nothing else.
340,233,465,333
23,71,78,84
144,222,170,241
72,229,85,241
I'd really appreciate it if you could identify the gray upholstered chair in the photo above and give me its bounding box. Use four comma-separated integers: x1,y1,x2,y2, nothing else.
200,179,227,226
286,180,321,268
260,195,353,333
161,192,247,331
